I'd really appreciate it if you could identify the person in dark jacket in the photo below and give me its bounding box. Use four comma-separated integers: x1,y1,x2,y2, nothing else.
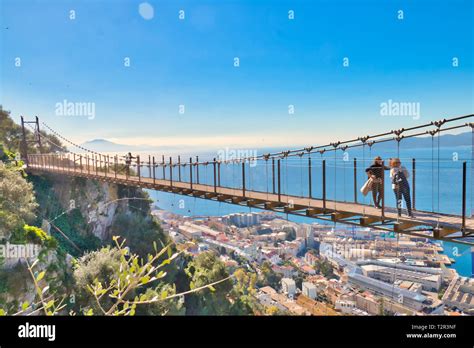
125,152,134,176
365,156,389,209
390,158,413,217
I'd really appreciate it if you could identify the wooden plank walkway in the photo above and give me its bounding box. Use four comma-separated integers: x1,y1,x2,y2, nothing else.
27,163,474,244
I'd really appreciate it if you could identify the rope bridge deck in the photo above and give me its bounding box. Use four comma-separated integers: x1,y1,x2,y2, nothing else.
26,160,474,245
20,114,474,245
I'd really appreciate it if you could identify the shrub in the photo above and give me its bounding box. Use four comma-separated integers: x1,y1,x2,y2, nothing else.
0,164,37,238
23,225,58,249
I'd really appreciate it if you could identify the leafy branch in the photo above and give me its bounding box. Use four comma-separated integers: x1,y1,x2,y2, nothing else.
86,236,234,316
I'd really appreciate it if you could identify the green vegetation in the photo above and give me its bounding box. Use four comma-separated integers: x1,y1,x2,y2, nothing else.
314,259,335,278
257,260,282,290
8,224,58,257
0,163,38,239
23,225,58,249
228,268,260,315
28,174,102,256
0,105,65,154
185,251,234,315
283,226,296,241
0,106,262,316
111,212,168,258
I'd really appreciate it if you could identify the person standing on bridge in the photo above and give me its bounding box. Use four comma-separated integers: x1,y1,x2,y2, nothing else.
365,156,389,209
125,152,135,177
390,158,413,218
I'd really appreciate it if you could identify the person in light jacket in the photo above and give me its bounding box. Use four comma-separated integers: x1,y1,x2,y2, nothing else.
389,158,413,217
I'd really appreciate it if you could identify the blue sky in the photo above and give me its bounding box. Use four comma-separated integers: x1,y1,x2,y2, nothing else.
1,0,473,151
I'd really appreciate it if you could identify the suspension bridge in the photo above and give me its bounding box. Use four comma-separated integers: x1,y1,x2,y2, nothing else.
19,114,474,245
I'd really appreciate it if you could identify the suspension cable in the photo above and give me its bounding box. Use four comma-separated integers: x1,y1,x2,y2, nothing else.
41,115,474,166
431,135,435,213
471,124,474,218
437,129,441,225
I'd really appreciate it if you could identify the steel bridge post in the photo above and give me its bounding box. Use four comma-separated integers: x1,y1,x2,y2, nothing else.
272,157,276,194
178,155,181,182
104,155,107,175
308,155,312,199
412,158,416,210
152,156,156,185
462,161,467,233
162,155,165,179
73,153,76,172
381,160,385,219
95,155,98,176
322,160,326,210
242,161,246,198
137,155,141,182
189,157,193,189
148,155,151,180
277,159,281,202
35,116,42,149
353,158,357,203
114,156,117,179
196,156,199,184
169,157,173,187
20,116,28,165
213,158,217,193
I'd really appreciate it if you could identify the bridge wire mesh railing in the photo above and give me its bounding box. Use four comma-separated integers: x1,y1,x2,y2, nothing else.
26,115,474,236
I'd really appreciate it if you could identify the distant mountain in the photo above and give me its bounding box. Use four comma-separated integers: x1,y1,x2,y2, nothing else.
79,139,131,152
75,130,473,155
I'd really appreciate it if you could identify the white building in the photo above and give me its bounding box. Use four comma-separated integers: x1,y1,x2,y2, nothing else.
178,225,202,240
335,299,369,316
359,261,442,291
302,282,317,300
348,271,427,311
281,278,296,297
222,212,261,227
442,276,474,314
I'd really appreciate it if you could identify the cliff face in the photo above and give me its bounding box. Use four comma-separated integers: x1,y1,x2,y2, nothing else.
29,173,151,245
29,172,167,258
45,174,122,241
